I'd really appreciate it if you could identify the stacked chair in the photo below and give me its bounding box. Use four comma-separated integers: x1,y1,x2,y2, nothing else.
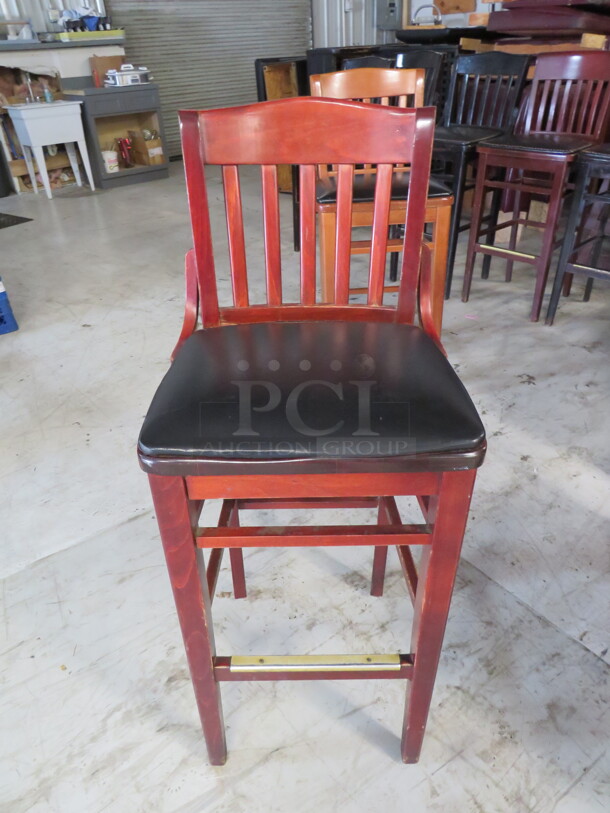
462,51,610,320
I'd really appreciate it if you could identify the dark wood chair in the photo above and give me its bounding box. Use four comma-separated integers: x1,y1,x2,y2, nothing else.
546,144,610,324
310,67,453,335
343,51,444,108
433,52,531,297
138,97,486,765
463,51,610,321
342,54,394,70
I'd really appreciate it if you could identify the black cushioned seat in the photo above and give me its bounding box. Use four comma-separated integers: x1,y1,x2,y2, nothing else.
139,322,485,460
482,133,595,154
316,171,451,205
433,125,503,147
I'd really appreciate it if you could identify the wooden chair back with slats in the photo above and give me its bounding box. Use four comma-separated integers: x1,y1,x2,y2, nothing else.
180,99,435,329
443,52,530,131
309,68,425,182
524,51,610,138
310,66,425,108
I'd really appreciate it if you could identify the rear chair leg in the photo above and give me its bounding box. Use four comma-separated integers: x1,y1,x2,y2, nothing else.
229,505,247,599
371,498,391,596
148,474,227,765
402,469,476,763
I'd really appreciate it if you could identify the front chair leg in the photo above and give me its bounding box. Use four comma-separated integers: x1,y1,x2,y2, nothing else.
402,469,476,763
148,474,227,765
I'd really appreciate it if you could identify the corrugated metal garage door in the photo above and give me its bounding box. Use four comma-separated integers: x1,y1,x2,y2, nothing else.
108,0,312,156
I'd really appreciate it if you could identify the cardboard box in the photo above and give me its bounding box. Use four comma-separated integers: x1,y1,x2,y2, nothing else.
128,130,164,166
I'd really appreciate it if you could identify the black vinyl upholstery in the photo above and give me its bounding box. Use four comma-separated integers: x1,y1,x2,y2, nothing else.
316,171,451,205
139,322,485,460
481,133,595,154
434,125,503,147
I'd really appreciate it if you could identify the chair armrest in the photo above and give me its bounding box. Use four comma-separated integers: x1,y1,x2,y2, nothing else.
171,248,199,361
418,242,446,355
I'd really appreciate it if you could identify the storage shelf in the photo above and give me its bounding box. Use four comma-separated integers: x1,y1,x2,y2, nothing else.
101,162,166,179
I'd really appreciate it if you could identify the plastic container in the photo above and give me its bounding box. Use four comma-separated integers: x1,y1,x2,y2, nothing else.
0,278,18,335
101,150,119,173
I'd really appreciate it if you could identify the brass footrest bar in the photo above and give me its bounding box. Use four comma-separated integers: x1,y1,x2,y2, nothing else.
196,523,430,548
214,654,414,681
474,244,536,263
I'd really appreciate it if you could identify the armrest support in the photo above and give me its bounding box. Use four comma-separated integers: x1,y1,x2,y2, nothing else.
418,242,446,355
171,249,199,361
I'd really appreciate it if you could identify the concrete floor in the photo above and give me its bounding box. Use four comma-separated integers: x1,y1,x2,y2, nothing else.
0,165,608,813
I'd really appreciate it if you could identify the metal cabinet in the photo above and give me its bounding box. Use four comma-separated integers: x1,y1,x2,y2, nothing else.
64,84,169,189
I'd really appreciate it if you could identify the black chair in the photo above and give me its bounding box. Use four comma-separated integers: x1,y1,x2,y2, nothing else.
342,51,444,109
380,44,459,123
433,52,531,297
255,56,309,252
546,145,610,324
342,55,394,70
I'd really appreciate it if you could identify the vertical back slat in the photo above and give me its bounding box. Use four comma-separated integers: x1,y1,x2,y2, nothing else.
535,80,551,131
566,80,583,133
222,165,249,307
576,80,593,133
490,75,504,126
456,74,469,125
557,79,573,132
466,75,480,124
180,111,220,327
334,163,354,305
480,75,493,125
261,165,282,306
585,80,604,134
368,162,393,307
546,80,562,131
299,164,317,305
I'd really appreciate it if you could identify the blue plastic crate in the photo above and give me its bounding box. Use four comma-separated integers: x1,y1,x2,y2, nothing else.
0,277,18,335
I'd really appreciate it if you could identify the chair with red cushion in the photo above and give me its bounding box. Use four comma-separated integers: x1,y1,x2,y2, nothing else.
138,97,486,764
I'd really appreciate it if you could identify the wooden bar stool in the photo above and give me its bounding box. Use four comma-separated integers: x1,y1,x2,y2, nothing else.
138,98,486,765
310,68,453,336
546,144,610,324
432,52,531,298
462,51,610,321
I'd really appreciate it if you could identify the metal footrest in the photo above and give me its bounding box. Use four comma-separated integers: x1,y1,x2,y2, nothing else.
214,653,414,681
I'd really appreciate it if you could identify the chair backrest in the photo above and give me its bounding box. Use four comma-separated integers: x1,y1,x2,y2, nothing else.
342,55,393,70
443,52,530,129
310,67,425,107
309,68,425,181
524,51,610,139
394,50,444,108
180,99,435,326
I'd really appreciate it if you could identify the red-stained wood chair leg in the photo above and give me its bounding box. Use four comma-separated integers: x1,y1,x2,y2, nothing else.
228,507,247,599
530,162,569,322
462,153,490,302
370,547,388,597
401,468,476,763
371,499,389,596
148,474,227,765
